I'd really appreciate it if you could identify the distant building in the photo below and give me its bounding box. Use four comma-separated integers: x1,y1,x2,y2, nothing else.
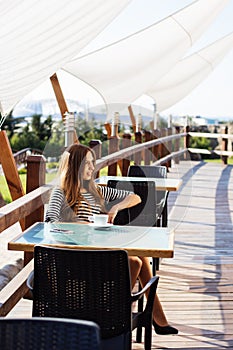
12,98,83,120
193,116,219,126
171,115,219,127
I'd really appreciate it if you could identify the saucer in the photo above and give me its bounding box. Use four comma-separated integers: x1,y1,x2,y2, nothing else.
89,223,113,229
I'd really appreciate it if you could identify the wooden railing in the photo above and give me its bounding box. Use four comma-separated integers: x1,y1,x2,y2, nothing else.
0,148,43,167
0,123,230,315
95,131,187,172
0,128,188,234
186,125,233,165
0,127,187,315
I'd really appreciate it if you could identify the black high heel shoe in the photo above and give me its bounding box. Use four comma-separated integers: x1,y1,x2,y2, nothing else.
153,321,178,335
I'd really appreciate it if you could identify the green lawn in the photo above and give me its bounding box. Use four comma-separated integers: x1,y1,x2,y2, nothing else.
0,167,111,204
204,158,233,164
2,157,233,204
0,173,57,204
2,158,233,204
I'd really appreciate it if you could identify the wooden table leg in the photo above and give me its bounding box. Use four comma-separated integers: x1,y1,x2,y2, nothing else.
23,252,34,300
24,252,34,266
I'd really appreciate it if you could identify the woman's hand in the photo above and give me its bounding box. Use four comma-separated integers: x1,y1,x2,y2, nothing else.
107,206,119,224
107,194,141,224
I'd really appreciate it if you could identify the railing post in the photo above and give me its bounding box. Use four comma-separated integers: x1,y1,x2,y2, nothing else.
25,155,46,227
167,127,172,168
161,128,167,162
184,125,190,160
121,133,132,176
161,127,170,170
108,136,119,176
144,130,153,165
134,131,143,165
174,126,180,164
106,113,120,176
157,129,163,161
89,139,102,178
152,129,160,162
221,126,228,165
25,154,46,264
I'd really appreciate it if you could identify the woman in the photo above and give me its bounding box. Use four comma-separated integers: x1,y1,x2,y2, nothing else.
45,143,178,335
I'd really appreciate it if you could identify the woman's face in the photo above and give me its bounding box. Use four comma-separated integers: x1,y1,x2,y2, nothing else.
82,151,95,180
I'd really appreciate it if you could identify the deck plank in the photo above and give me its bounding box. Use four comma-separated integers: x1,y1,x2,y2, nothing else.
4,161,233,349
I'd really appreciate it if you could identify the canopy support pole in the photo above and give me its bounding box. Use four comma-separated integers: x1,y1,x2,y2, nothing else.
50,73,68,121
50,73,78,143
0,130,25,228
128,105,136,133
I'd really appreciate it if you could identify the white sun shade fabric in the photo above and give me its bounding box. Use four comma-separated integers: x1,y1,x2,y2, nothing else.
63,0,229,120
0,0,131,116
147,31,233,113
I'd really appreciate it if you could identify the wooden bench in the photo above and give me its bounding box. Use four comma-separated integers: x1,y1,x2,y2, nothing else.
0,184,52,316
0,259,34,316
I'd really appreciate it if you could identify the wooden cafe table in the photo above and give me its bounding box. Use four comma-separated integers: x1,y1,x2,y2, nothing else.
95,175,182,227
8,222,174,263
94,175,182,192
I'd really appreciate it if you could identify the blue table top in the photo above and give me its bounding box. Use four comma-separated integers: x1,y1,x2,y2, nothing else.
8,222,174,258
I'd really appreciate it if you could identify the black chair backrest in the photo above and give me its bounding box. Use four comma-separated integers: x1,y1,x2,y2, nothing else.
128,165,167,179
127,165,167,218
0,317,101,350
32,246,132,341
107,179,157,227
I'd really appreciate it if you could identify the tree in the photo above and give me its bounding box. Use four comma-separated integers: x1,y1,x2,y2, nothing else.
31,114,52,142
10,114,53,151
1,110,26,140
43,120,65,158
75,114,108,155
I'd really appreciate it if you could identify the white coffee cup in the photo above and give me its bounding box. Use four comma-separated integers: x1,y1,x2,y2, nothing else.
93,214,108,226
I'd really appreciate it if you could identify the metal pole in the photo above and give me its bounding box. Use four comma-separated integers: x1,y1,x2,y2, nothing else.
64,112,75,147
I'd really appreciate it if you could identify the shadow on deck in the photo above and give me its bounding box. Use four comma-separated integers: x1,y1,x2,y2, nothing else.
5,160,233,349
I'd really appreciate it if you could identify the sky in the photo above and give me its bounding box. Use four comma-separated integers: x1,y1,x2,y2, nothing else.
25,0,233,120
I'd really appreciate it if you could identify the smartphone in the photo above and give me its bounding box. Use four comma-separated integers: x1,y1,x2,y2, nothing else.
50,228,74,234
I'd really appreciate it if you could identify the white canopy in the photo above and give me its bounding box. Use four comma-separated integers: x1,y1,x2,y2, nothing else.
0,0,131,116
63,0,229,120
147,31,233,112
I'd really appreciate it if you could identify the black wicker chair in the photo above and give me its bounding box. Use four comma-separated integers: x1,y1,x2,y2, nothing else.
106,179,158,342
127,165,168,275
27,246,159,350
0,317,101,350
127,165,168,227
106,179,157,227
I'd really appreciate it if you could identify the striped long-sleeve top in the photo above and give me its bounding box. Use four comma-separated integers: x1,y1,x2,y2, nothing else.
45,185,132,223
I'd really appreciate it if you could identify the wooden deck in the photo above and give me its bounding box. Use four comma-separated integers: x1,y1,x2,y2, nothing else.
5,160,233,349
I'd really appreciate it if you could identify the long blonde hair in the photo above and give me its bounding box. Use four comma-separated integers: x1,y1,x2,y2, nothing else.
58,144,104,218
